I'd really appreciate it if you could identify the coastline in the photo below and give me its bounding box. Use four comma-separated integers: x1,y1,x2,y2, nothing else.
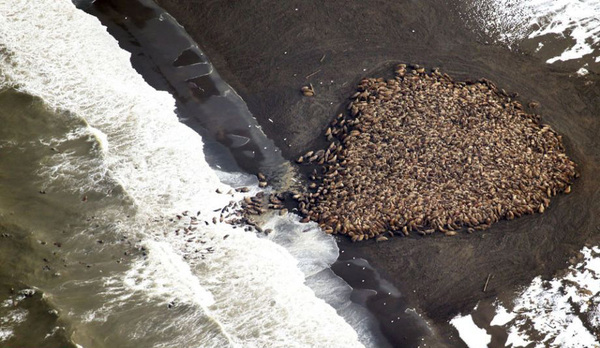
92,0,600,345
153,0,600,337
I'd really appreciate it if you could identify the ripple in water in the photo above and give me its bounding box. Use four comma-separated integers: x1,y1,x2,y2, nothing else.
0,0,367,346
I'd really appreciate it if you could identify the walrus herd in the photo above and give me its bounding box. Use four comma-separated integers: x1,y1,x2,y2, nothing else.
291,64,578,241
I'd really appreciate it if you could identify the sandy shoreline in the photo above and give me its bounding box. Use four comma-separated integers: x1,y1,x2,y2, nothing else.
91,0,600,345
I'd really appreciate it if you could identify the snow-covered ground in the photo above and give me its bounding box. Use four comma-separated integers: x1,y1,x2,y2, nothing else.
461,0,600,74
452,246,600,347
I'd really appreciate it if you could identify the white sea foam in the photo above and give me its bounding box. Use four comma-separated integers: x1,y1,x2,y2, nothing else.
462,0,600,65
0,295,30,343
0,308,27,342
0,1,363,347
0,328,13,342
122,240,215,307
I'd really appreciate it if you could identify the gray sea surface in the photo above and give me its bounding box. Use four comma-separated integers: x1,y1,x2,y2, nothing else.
1,0,599,347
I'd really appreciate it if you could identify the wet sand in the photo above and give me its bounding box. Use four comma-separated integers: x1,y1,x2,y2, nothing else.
94,0,600,345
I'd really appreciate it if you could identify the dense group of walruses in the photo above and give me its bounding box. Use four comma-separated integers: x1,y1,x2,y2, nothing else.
292,64,577,241
229,65,577,242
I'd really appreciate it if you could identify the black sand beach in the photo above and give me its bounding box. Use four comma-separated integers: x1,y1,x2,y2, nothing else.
91,0,600,345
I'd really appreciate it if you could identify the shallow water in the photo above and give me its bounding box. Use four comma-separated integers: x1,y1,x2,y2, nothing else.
0,90,82,347
0,1,376,346
79,0,451,346
1,0,599,347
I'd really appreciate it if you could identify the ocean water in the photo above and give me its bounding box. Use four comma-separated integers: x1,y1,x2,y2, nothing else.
1,0,597,347
0,0,370,346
